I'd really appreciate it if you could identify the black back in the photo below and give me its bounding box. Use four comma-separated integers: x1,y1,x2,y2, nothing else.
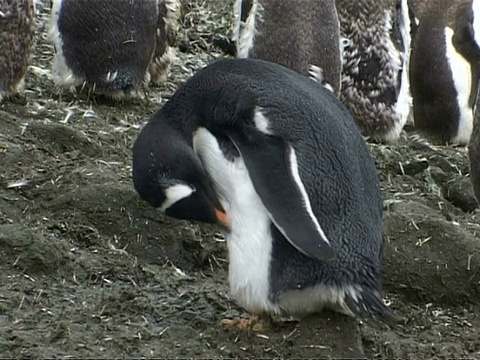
242,0,342,94
469,89,480,204
409,9,459,143
57,0,158,91
409,0,480,143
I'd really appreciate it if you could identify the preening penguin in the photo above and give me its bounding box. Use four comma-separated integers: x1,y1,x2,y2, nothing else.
49,0,179,99
132,114,229,227
133,58,398,328
233,0,342,94
409,0,480,145
0,0,35,102
336,0,412,142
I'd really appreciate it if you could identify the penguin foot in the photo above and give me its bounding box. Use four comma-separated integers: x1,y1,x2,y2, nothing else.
220,313,272,331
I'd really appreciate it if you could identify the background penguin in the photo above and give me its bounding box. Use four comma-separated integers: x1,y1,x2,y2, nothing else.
409,0,480,145
49,0,179,99
335,0,412,142
132,58,399,329
148,0,179,85
0,0,35,102
469,88,480,204
233,0,342,94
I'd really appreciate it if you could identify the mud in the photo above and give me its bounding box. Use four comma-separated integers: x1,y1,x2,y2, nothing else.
0,1,479,358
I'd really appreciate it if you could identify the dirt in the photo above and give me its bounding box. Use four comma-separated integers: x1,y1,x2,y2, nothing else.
1,1,479,358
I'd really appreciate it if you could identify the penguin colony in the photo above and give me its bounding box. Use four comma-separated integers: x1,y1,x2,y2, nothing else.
2,0,480,332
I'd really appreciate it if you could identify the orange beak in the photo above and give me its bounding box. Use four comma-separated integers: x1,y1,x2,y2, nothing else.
215,208,230,230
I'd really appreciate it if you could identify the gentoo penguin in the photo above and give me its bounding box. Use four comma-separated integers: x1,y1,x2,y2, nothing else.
409,0,480,145
132,58,398,329
233,0,342,94
335,0,412,142
397,0,415,127
0,0,35,102
469,89,480,204
49,0,179,99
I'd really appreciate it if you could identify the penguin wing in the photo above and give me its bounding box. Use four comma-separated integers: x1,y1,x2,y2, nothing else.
226,128,336,262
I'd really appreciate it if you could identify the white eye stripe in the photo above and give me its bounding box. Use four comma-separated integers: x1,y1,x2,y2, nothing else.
160,184,194,212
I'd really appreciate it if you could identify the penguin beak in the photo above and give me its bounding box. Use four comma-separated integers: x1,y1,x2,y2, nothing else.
214,208,231,230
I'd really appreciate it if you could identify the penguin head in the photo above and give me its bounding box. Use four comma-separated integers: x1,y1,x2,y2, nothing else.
153,161,229,229
132,118,230,229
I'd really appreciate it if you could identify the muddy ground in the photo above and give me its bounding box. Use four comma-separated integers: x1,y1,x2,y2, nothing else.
1,0,480,358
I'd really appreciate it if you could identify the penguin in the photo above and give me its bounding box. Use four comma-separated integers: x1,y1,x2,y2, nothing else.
132,58,399,329
0,0,35,102
335,0,412,142
397,0,416,127
49,0,179,99
149,0,179,86
233,0,342,94
409,0,480,145
469,88,480,204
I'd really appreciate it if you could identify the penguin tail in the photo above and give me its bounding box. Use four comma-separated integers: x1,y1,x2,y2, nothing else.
102,69,142,93
344,286,404,327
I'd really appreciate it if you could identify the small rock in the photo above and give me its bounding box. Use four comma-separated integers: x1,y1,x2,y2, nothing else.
445,176,478,213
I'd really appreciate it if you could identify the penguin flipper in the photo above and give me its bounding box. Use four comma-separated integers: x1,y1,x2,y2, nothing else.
226,129,336,262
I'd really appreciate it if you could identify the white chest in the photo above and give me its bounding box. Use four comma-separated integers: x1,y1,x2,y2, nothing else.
193,128,277,314
223,162,276,314
445,26,473,145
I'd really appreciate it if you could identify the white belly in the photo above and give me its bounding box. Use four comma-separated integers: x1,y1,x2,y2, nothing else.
193,128,277,314
445,27,473,145
224,163,278,314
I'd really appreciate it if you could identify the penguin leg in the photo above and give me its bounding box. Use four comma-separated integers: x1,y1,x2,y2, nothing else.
220,313,272,331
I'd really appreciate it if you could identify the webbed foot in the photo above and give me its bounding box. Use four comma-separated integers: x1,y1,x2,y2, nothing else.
220,313,272,331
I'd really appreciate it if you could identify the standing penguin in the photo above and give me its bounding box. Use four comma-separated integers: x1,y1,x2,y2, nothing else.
0,0,35,102
409,0,480,145
132,58,398,328
336,0,412,142
148,0,179,86
470,1,480,201
49,0,179,99
469,88,480,204
233,0,342,94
